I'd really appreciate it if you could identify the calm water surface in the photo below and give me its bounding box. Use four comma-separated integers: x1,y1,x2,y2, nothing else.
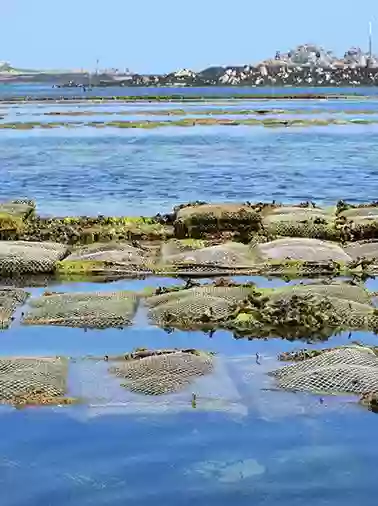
1,86,378,505
1,83,377,98
1,123,378,216
2,276,378,506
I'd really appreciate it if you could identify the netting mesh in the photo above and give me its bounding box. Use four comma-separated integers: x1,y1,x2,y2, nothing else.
146,285,253,325
337,207,378,240
64,242,152,266
254,238,352,263
2,350,378,411
0,357,67,404
158,237,378,276
0,287,28,329
344,241,378,261
109,351,214,395
266,221,338,241
174,203,261,237
0,275,55,288
271,347,378,394
176,203,259,221
147,285,253,307
270,280,372,305
228,280,378,339
160,239,207,259
265,288,375,330
145,279,378,332
316,298,372,328
0,241,68,275
263,209,336,238
23,291,139,328
163,242,257,270
340,207,378,219
67,352,246,416
150,296,232,325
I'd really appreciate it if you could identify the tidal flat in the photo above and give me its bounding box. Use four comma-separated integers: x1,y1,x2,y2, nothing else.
1,86,378,506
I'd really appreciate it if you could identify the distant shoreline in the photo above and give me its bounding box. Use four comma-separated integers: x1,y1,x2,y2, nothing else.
2,65,378,88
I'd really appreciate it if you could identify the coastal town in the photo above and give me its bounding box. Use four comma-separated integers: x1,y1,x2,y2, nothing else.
1,43,378,87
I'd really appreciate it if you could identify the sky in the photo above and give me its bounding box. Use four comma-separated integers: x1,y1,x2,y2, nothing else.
1,0,377,73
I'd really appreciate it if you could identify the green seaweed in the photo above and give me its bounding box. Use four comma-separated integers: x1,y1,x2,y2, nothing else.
56,260,113,275
21,215,172,244
14,107,375,118
176,238,208,249
2,116,378,130
14,395,82,408
0,93,371,105
0,213,24,232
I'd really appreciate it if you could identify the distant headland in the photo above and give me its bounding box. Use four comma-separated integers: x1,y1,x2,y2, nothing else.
2,44,378,87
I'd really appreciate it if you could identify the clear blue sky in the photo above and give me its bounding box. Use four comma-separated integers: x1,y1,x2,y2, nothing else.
1,0,377,73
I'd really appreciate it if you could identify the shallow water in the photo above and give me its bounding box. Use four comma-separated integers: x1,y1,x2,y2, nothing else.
1,83,377,99
2,121,378,216
2,404,377,506
1,86,378,505
2,274,378,505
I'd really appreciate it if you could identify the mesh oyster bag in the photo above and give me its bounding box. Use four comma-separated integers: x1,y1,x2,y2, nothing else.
161,242,258,274
160,239,207,259
109,351,214,395
0,357,67,404
23,290,139,328
174,203,261,237
344,240,378,261
63,242,153,266
270,347,378,395
269,280,372,305
146,285,253,325
69,352,246,416
0,241,68,275
0,287,28,329
254,237,352,263
230,280,378,339
267,281,375,329
338,206,378,240
262,206,338,240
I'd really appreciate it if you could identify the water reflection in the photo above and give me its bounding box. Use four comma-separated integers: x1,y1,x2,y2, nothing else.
0,406,376,505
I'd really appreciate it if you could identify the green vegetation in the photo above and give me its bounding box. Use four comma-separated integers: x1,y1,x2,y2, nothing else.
143,280,378,339
0,212,24,232
0,93,372,104
2,117,378,130
22,215,172,243
179,238,208,248
14,395,81,408
5,107,376,118
56,260,112,275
